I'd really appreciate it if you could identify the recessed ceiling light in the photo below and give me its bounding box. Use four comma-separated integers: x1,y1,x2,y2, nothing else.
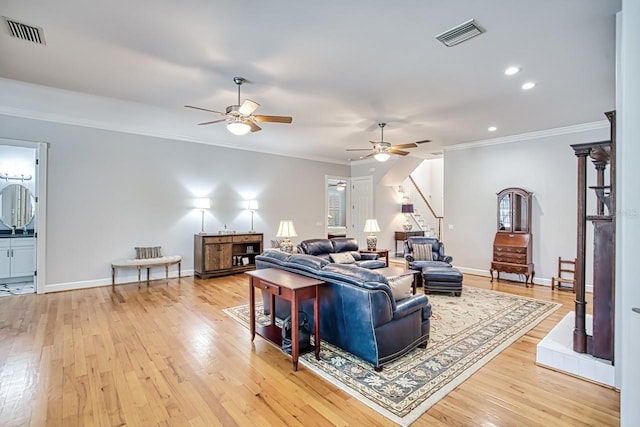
488,126,497,132
522,82,536,90
504,66,520,76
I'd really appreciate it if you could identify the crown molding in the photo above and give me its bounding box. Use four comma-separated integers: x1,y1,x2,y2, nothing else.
444,120,610,152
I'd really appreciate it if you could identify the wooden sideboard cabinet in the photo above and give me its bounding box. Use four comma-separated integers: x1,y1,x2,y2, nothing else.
194,233,263,279
490,187,534,286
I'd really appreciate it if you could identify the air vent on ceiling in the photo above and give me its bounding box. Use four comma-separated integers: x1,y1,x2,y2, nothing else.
435,19,484,47
431,151,443,156
3,17,46,44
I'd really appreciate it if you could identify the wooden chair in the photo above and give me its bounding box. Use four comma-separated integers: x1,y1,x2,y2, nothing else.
551,257,577,292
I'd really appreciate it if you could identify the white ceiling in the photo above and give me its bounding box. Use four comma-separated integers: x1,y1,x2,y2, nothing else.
0,0,621,164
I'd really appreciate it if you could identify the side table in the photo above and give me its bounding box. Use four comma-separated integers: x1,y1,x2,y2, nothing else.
246,268,325,371
359,248,389,267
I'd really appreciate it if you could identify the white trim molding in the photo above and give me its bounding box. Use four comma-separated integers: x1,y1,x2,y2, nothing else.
445,121,610,152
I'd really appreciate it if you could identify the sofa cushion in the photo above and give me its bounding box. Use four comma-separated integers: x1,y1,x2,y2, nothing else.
387,275,413,301
331,238,359,253
412,243,433,261
299,239,335,256
330,252,356,264
286,253,330,270
357,259,387,269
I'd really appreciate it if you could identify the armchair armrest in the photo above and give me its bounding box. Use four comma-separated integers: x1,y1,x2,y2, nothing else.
443,255,453,264
405,254,415,262
393,294,429,320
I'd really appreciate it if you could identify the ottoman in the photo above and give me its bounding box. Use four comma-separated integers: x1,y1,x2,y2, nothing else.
422,266,463,296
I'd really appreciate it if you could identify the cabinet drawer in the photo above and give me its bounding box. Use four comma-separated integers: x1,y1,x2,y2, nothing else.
256,280,280,295
233,235,262,243
494,245,526,254
494,254,527,263
203,236,233,244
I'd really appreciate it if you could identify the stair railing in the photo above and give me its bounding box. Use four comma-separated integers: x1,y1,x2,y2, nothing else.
408,175,443,240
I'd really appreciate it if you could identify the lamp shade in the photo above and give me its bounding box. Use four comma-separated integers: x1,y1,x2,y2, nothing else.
363,219,380,233
276,220,298,238
195,198,210,209
401,204,414,214
247,200,259,210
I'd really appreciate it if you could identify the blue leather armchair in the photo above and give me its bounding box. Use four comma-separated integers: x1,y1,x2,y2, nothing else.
405,237,453,284
256,250,431,370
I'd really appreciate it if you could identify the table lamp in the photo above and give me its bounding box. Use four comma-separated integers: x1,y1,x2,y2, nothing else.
363,219,380,251
276,220,297,253
247,200,259,233
401,203,414,231
195,198,211,234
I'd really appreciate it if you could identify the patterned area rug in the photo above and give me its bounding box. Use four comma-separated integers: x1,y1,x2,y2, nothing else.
224,286,560,426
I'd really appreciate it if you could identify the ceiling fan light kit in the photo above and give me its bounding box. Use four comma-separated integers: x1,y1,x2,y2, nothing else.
185,77,292,136
227,118,251,135
374,152,390,162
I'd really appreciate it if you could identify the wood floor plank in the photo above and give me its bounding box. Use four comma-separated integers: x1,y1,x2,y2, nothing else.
0,273,619,426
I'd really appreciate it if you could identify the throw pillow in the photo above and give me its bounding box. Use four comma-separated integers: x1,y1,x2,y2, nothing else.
329,252,356,264
412,243,433,261
387,275,413,301
135,246,162,259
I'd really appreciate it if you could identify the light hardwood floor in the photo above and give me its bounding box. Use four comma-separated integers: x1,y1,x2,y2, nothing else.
0,272,619,426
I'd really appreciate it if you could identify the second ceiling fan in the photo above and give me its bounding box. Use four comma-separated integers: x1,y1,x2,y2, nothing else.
346,123,430,161
185,77,293,135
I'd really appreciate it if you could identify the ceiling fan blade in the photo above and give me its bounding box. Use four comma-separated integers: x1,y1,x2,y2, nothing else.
362,152,377,159
346,148,372,152
389,150,410,156
248,120,262,132
369,140,382,145
197,118,227,125
253,115,293,123
239,99,260,116
415,139,432,144
184,105,225,115
390,143,418,149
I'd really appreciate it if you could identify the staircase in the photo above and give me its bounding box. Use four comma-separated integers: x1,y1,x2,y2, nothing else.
403,175,443,240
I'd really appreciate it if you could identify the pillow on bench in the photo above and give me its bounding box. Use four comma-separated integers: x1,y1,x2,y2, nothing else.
135,246,162,259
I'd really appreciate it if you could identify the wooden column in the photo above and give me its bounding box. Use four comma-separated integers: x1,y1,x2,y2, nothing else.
573,147,590,353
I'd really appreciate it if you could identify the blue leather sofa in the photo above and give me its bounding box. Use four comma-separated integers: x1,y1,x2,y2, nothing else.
255,249,432,370
297,237,386,269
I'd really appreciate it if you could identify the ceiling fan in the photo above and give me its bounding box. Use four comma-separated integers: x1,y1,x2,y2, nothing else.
185,77,293,135
329,181,347,191
346,122,430,161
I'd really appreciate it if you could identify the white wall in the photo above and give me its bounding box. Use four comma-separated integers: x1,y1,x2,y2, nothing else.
0,114,349,291
443,125,610,283
618,1,640,423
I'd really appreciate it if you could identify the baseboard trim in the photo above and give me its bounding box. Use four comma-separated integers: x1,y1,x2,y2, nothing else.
455,266,593,292
43,269,194,293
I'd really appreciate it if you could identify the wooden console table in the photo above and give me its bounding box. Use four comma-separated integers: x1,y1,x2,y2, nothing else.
394,231,425,256
246,268,324,371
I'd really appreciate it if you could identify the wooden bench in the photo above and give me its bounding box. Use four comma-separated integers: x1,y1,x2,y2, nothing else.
112,247,181,289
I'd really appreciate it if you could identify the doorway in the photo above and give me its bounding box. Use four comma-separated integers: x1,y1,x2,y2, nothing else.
0,138,47,295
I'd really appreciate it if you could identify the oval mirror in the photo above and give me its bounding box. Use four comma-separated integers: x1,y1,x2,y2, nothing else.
0,184,35,229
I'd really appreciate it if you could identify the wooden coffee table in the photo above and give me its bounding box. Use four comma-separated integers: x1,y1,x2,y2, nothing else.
246,268,325,371
376,266,420,294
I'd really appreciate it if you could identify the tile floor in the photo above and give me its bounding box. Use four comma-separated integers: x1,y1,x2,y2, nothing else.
0,281,36,297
